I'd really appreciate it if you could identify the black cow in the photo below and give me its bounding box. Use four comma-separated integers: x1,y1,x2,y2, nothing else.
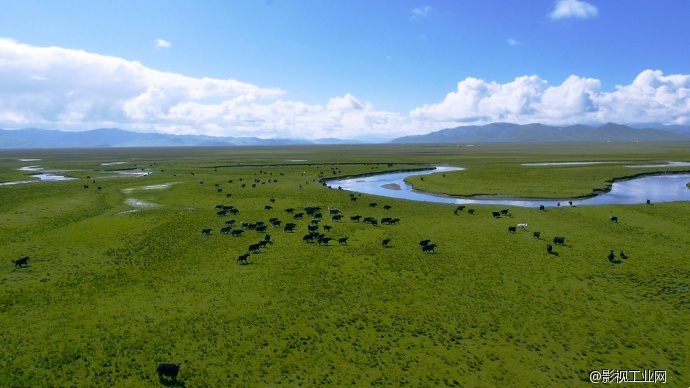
157,363,181,381
419,239,431,247
383,205,392,210
369,203,377,207
303,234,316,242
508,226,517,233
265,205,273,210
225,219,236,226
308,225,319,233
546,244,553,254
201,228,212,236
248,244,261,253
620,251,628,260
271,220,282,227
350,215,362,222
220,226,232,234
293,213,304,219
553,236,565,245
468,209,475,214
610,216,618,223
231,229,244,237
539,205,545,211
646,199,651,205
270,198,276,203
228,208,239,215
382,239,391,247
323,225,332,231
607,250,615,262
285,208,295,214
331,214,343,221
318,237,333,245
492,212,501,218
454,205,465,215
284,223,297,232
264,234,271,243
338,237,349,245
329,208,340,215
500,209,509,215
12,256,29,268
237,254,249,264
422,243,437,253
255,225,268,233
533,231,541,239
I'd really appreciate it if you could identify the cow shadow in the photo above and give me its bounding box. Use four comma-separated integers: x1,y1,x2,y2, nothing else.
548,251,559,257
159,378,186,387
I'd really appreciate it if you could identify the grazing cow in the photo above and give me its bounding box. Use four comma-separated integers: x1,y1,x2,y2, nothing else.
97,186,102,191
646,199,651,205
620,251,628,260
271,220,282,227
492,212,501,218
329,208,340,215
201,228,212,236
382,239,391,247
314,212,323,219
303,234,316,242
218,189,223,193
323,225,332,231
553,236,565,245
285,208,295,214
248,244,261,253
383,205,392,210
500,209,509,215
610,216,618,223
350,197,357,201
231,229,244,237
216,210,228,216
83,185,89,189
381,217,393,225
284,223,297,232
318,237,333,245
293,213,304,219
264,234,271,243
332,214,344,221
533,231,541,239
419,239,431,247
422,243,437,253
517,223,528,231
255,225,267,233
308,225,319,233
215,204,224,209
369,203,377,207
226,193,232,198
220,226,233,234
157,363,181,381
468,209,475,214
508,226,517,233
568,201,573,206
229,208,239,215
265,205,273,210
546,244,553,254
237,254,249,264
338,237,349,245
258,240,270,247
350,215,362,222
270,198,276,203
225,219,236,226
454,205,465,215
12,256,30,268
607,250,615,262
539,205,545,211
310,219,320,225
370,219,378,226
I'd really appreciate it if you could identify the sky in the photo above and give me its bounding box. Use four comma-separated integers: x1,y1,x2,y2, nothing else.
1,0,689,141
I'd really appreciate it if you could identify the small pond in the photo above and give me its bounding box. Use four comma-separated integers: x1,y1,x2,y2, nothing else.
327,166,690,208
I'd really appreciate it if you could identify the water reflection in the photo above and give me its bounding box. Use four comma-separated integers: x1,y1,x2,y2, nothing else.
327,166,690,208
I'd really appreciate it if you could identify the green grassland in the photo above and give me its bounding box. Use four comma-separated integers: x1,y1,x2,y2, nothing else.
1,143,689,386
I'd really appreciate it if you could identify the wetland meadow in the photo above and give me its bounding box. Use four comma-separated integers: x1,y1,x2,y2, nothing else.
1,142,689,386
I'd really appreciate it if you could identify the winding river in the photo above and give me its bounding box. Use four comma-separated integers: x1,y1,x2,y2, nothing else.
327,166,690,208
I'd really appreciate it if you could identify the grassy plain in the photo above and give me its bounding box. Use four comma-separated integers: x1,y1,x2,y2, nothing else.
1,142,689,386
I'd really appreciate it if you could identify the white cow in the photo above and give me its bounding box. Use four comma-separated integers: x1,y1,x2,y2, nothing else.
517,223,528,230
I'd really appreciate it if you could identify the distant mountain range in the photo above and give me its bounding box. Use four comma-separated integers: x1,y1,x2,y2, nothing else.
389,122,690,144
0,128,360,149
1,123,689,149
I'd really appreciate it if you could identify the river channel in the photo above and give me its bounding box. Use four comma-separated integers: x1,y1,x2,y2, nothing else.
327,166,690,208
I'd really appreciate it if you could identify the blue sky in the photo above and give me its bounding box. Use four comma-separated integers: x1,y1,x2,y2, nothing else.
1,0,689,140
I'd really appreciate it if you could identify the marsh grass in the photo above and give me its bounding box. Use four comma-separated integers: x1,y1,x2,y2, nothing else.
1,143,688,386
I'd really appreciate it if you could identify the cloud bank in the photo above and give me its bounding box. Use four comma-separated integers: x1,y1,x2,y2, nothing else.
1,39,689,140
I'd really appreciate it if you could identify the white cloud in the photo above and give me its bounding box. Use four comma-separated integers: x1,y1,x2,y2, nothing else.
410,70,690,127
155,39,172,48
507,38,521,46
548,0,598,20
410,6,432,20
1,39,689,141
